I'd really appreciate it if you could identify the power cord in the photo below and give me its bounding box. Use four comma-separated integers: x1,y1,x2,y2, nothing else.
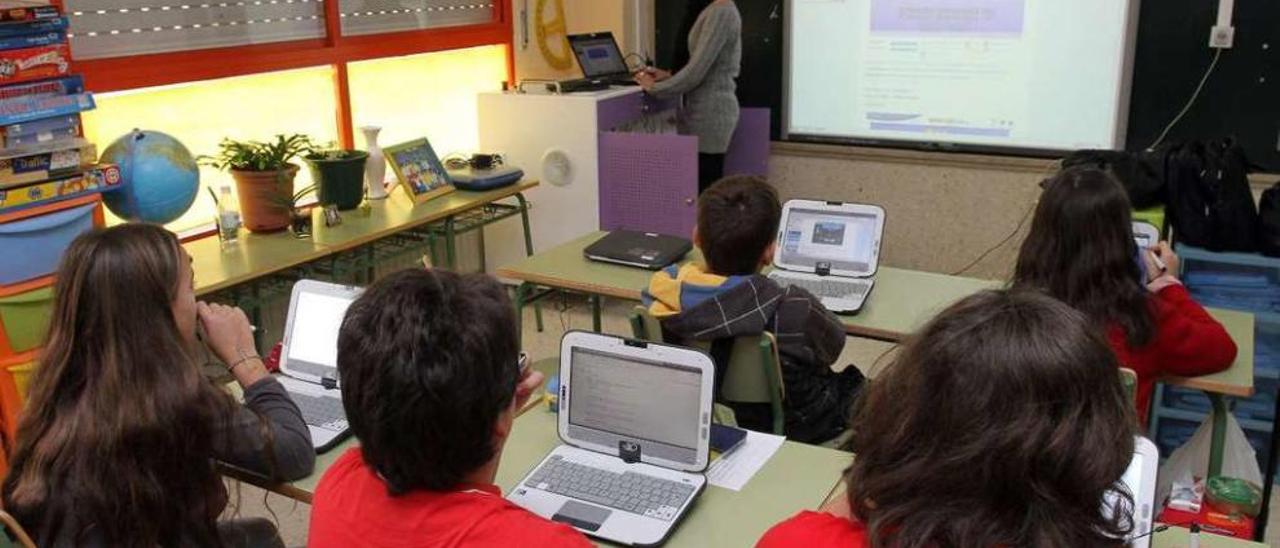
1147,48,1223,151
949,160,1061,276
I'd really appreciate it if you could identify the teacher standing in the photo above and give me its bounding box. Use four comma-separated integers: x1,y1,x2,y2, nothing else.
636,0,742,194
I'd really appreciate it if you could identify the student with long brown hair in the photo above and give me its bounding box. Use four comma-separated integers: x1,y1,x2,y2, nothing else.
1,223,314,547
759,290,1139,547
1012,166,1236,422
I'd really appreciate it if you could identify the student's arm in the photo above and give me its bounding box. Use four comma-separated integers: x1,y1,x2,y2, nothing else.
1149,284,1238,377
217,377,316,481
647,6,737,97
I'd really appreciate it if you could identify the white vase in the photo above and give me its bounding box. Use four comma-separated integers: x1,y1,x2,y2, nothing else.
361,126,388,200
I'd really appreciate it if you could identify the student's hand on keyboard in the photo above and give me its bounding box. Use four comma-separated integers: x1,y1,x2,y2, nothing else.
513,366,545,412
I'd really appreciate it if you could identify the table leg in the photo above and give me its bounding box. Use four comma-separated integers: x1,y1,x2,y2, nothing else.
516,193,543,332
250,283,264,353
1208,393,1228,478
1255,382,1280,541
591,294,602,333
514,282,531,345
365,245,375,283
478,222,487,273
444,217,458,270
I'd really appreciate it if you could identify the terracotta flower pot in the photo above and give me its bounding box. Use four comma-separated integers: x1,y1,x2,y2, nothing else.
231,165,298,233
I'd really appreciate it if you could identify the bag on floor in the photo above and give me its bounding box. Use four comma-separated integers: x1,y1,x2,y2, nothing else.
1258,181,1280,257
1156,411,1263,509
1165,139,1260,252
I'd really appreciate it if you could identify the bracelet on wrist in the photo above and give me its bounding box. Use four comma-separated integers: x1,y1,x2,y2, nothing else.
226,347,261,372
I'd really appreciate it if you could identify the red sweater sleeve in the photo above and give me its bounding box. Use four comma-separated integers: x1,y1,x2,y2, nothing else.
1148,284,1238,377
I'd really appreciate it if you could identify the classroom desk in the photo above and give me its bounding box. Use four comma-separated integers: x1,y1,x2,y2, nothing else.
495,409,850,548
188,227,331,297
496,231,1000,341
1152,527,1268,547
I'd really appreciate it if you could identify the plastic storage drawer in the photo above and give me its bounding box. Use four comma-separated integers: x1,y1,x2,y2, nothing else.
1178,245,1280,314
0,282,53,356
0,196,100,286
1159,378,1277,423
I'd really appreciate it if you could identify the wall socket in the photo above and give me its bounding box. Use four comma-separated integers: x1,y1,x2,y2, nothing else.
1210,25,1235,49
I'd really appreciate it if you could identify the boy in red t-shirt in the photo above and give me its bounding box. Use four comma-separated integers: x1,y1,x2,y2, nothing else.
308,269,590,547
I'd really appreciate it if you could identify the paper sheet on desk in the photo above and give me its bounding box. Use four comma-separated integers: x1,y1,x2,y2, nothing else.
705,430,786,491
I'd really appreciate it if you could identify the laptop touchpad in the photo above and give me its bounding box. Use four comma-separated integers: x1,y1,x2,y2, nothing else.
552,500,611,532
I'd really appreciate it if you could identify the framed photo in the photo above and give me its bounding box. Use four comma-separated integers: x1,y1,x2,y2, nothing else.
384,137,455,204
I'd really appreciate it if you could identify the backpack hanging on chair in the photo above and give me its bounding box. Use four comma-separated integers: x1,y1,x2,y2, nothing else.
1165,139,1259,252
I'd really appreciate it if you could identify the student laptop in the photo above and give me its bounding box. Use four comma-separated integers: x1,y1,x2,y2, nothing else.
1133,221,1160,250
584,230,693,270
508,331,714,546
277,279,363,453
766,200,886,314
566,32,639,88
1113,435,1159,548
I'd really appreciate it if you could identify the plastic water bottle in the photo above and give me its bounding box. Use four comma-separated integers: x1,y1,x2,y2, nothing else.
217,185,240,246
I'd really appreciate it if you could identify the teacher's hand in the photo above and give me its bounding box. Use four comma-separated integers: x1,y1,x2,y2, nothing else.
634,72,657,91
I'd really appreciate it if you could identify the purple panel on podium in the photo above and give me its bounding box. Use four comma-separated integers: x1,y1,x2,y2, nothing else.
599,131,698,238
724,108,771,177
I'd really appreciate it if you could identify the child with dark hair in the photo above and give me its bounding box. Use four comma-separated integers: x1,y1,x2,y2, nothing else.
760,289,1140,547
1012,166,1236,422
308,269,590,547
643,175,864,444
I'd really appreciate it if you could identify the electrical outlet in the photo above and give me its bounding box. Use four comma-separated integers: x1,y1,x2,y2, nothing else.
1210,25,1235,49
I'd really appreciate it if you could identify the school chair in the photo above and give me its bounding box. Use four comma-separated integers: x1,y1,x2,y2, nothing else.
0,510,35,548
630,306,787,435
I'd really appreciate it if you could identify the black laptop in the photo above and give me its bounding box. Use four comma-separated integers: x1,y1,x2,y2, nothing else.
584,231,692,270
567,32,639,87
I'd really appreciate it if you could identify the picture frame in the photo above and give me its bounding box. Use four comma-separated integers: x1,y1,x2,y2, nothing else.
384,137,455,204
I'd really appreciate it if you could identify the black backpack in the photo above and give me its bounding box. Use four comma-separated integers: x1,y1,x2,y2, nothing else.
1165,139,1259,252
1259,181,1280,257
1062,149,1165,209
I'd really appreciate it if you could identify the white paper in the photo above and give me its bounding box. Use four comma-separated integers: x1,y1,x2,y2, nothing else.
705,430,787,491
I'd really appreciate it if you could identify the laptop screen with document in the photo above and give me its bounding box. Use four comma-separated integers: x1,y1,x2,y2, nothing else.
567,347,703,463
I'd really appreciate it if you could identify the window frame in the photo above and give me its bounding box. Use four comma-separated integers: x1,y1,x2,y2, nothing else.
61,0,516,148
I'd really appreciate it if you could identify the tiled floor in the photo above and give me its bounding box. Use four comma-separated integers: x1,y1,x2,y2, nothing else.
225,295,1280,547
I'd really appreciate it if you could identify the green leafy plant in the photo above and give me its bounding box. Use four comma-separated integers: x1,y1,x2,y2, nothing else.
272,184,317,211
304,141,363,162
199,134,316,172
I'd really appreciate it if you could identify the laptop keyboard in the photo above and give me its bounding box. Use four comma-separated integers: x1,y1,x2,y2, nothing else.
525,455,696,521
290,392,347,432
768,272,871,301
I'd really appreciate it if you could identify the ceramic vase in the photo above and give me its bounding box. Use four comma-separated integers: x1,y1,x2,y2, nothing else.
361,126,388,200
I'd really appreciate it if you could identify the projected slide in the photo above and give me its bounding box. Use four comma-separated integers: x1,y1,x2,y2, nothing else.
788,0,1136,151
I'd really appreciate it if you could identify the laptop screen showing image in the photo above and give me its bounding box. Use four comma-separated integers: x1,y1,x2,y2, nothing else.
780,208,880,272
285,292,353,378
570,35,629,78
568,347,703,463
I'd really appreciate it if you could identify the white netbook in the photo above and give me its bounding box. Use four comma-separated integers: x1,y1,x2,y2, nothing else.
1133,221,1160,250
508,331,715,546
767,199,886,314
277,279,363,453
1114,435,1160,548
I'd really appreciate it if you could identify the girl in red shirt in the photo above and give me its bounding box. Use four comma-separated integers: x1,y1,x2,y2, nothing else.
1012,167,1236,423
759,290,1140,547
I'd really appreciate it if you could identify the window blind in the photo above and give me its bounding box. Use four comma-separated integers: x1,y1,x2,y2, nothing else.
338,1,493,37
66,0,326,60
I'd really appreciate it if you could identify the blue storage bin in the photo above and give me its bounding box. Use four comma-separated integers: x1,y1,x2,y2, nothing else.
1179,244,1280,314
1159,380,1277,423
0,202,97,285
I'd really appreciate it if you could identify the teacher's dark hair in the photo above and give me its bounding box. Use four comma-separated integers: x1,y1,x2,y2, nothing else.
1013,166,1155,346
337,268,520,495
844,289,1136,547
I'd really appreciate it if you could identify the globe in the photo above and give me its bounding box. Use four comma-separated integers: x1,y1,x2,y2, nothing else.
101,129,199,224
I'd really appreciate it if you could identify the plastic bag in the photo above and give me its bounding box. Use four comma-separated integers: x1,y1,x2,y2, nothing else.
1157,411,1263,508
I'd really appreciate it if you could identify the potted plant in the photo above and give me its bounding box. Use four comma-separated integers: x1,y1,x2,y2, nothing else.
282,185,317,238
304,145,369,211
200,134,313,233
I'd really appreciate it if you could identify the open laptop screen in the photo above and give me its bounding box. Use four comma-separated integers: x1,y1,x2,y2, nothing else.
568,347,703,462
780,208,880,272
285,292,353,378
570,33,629,78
